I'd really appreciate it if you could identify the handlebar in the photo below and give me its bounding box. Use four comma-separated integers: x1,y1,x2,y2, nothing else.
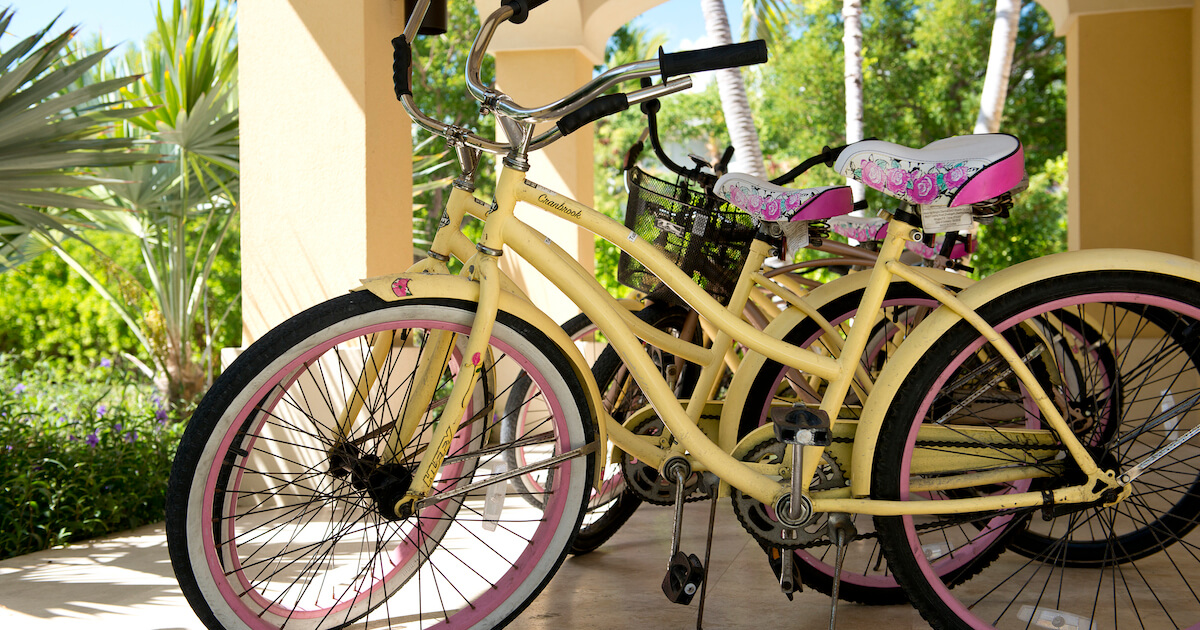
501,0,552,24
394,0,769,156
659,40,767,80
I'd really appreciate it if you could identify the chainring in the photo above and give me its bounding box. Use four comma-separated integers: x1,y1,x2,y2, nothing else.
731,436,846,549
619,416,706,505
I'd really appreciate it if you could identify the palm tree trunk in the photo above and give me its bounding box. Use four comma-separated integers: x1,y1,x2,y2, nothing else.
701,0,766,178
842,0,865,200
974,0,1022,134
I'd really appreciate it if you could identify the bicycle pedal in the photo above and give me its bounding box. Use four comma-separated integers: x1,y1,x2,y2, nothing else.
765,546,802,601
662,551,705,605
773,406,831,446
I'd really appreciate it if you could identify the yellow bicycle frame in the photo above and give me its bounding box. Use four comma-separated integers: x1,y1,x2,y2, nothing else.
359,160,1200,520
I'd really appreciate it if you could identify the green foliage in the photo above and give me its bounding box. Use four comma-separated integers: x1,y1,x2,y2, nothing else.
750,0,1066,268
0,235,142,373
758,0,1063,170
0,356,184,560
972,153,1067,276
2,0,242,406
0,7,146,270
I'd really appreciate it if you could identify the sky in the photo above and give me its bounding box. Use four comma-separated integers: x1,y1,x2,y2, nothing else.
5,0,159,50
2,0,737,53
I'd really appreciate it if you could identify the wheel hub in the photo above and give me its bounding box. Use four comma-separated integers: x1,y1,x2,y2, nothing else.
329,442,414,521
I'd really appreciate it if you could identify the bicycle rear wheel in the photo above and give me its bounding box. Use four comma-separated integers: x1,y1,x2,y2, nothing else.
167,293,595,630
738,281,948,603
873,270,1200,629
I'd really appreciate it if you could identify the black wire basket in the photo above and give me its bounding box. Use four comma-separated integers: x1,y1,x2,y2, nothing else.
618,167,757,306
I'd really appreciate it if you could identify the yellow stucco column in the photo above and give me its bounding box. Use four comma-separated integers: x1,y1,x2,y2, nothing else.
1195,4,1200,258
493,49,597,324
240,0,412,342
1067,8,1194,257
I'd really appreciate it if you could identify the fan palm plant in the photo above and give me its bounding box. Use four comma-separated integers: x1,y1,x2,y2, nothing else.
0,8,146,270
63,0,239,406
7,0,239,408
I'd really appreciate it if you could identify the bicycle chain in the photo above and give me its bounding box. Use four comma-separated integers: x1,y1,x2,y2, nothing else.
732,435,1049,552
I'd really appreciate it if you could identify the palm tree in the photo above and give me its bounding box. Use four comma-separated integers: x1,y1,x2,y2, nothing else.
975,0,1022,133
699,0,782,178
843,0,865,200
0,8,145,270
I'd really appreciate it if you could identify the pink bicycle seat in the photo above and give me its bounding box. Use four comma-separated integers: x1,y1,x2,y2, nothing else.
714,173,853,223
834,134,1024,208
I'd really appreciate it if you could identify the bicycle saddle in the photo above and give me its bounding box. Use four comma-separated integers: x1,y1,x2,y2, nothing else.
713,173,853,224
834,134,1024,208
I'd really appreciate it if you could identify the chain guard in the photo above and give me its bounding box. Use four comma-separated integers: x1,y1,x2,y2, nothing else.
731,437,846,549
620,416,706,505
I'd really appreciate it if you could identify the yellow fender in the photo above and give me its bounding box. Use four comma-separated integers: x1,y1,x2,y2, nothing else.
354,272,610,487
718,267,974,453
850,248,1200,498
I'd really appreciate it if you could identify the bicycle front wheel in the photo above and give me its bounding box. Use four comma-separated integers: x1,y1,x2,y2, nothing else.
873,270,1200,630
167,293,595,630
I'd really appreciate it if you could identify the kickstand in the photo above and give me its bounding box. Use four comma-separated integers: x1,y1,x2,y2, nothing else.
695,477,719,630
826,513,856,630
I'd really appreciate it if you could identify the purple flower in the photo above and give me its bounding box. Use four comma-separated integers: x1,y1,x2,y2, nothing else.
97,405,107,418
4,445,11,452
12,383,25,395
114,423,123,432
910,173,940,204
100,358,112,368
124,430,137,444
85,431,100,448
155,408,168,423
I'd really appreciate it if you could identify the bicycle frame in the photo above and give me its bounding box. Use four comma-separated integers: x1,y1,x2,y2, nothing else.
360,160,1148,522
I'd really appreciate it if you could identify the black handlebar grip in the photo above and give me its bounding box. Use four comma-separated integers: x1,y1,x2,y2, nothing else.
503,0,552,24
557,93,630,136
659,40,768,81
392,35,413,99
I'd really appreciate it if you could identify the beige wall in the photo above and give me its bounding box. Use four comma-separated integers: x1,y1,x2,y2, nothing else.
494,49,598,325
240,0,412,342
1066,8,1194,257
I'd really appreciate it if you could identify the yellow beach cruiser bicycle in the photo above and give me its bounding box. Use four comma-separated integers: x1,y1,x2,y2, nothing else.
166,1,1200,629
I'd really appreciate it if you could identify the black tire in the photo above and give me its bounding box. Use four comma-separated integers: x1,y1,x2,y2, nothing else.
167,293,595,630
872,271,1200,630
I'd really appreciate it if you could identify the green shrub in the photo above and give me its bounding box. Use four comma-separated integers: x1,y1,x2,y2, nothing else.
973,153,1068,277
0,356,183,560
0,239,143,375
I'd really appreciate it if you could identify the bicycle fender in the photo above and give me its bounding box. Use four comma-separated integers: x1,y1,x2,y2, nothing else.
718,267,972,453
850,248,1200,498
355,272,610,488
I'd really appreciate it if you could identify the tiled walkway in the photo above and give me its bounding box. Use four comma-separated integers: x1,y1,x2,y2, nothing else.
0,500,926,629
